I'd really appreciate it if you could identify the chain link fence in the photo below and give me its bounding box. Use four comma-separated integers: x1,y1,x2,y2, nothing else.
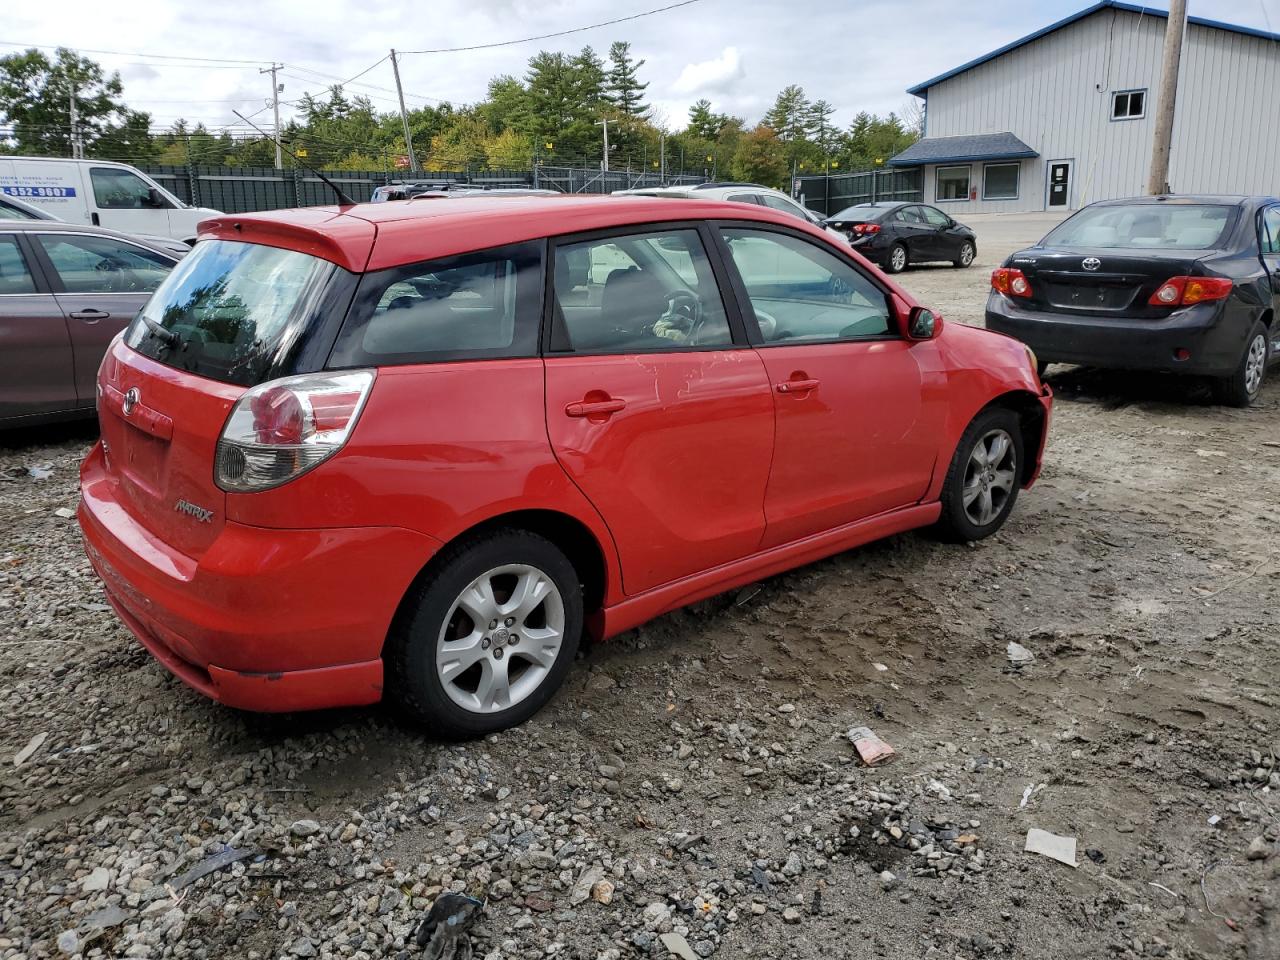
793,168,923,216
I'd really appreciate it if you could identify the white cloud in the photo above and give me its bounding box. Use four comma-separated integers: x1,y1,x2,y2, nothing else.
671,47,744,96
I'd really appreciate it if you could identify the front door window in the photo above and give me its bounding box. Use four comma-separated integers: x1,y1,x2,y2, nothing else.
718,228,892,343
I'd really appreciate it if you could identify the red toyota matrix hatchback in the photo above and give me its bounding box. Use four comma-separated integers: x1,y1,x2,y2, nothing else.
79,196,1051,737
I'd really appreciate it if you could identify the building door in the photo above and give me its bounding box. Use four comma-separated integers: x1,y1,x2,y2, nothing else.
1046,161,1072,209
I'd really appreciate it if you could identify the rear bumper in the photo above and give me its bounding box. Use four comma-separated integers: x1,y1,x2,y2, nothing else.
79,445,442,712
984,293,1243,375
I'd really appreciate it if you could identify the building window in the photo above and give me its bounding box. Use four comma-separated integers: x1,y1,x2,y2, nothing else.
936,165,971,202
982,162,1020,200
1111,89,1146,120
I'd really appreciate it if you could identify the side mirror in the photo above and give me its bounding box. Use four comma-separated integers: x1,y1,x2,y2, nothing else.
907,306,942,340
146,187,168,209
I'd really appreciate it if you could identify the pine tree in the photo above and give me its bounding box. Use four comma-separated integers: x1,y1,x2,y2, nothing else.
606,41,649,118
763,85,814,145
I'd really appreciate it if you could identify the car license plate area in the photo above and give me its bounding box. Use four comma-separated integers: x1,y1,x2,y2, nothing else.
118,419,169,499
1043,281,1138,311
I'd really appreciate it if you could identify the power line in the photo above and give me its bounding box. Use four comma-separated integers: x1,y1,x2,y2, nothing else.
0,39,267,65
399,0,707,54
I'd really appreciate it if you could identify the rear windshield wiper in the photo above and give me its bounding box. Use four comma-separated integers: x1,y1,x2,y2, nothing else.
137,312,182,350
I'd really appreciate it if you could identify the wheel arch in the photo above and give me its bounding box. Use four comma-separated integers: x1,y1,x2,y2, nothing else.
980,389,1049,487
386,508,612,651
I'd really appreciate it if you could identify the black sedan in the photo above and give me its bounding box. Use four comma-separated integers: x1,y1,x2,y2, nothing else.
986,195,1280,406
824,201,977,273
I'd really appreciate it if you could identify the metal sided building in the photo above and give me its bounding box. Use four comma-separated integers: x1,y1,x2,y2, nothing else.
892,1,1280,214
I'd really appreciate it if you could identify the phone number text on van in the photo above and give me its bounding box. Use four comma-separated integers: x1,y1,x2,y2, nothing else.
1,185,78,198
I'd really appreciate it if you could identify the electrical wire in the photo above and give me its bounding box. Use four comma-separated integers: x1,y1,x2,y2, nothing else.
399,0,708,54
0,39,267,65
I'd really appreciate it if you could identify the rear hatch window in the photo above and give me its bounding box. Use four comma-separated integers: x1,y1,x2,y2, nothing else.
1043,204,1235,250
125,239,339,387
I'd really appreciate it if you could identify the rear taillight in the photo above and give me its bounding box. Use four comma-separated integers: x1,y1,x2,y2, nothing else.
852,223,881,235
215,371,375,492
992,267,1032,298
1148,276,1232,307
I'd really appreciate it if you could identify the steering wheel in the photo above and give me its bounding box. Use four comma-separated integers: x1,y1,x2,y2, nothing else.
94,258,140,293
753,307,779,341
654,289,704,341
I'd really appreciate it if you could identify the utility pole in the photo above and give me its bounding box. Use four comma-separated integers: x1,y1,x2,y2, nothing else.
68,85,84,159
596,118,610,172
659,131,666,184
260,63,284,169
390,49,419,175
1147,0,1187,195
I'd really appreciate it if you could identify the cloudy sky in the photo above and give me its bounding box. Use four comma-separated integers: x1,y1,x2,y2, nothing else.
4,0,1277,134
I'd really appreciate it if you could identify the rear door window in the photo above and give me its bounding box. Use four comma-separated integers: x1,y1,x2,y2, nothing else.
550,229,732,353
0,236,38,294
330,241,542,366
37,234,172,294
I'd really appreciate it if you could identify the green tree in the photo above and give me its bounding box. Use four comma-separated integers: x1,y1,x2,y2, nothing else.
686,99,731,140
606,41,649,118
763,85,814,146
0,47,155,159
729,125,788,188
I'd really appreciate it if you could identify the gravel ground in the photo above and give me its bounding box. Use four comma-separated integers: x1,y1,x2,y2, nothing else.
2,213,1278,960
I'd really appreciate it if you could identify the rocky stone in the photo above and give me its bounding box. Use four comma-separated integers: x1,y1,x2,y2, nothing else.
290,819,322,838
1247,837,1271,861
81,867,111,892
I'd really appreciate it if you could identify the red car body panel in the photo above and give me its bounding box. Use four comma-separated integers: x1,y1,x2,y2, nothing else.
82,196,1052,714
544,349,775,596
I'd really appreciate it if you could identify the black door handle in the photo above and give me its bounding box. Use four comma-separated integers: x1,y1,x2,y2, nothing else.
70,309,111,322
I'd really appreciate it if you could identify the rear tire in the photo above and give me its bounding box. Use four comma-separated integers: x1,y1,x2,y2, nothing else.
886,243,908,274
385,530,583,739
954,241,976,268
934,407,1024,543
1211,321,1268,407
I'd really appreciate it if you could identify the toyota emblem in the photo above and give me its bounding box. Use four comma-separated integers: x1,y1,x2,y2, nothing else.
122,387,140,416
1082,257,1102,271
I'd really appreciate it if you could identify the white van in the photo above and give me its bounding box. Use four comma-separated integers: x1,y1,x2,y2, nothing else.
0,157,221,245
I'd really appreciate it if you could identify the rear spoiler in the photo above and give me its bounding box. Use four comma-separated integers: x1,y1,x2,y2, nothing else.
197,212,376,273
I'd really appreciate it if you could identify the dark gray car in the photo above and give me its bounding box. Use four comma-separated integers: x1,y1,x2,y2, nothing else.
0,220,179,427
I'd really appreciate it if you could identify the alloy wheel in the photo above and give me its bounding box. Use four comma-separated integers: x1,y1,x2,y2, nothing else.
436,563,565,714
962,429,1017,527
959,243,975,266
1244,333,1266,396
891,246,907,271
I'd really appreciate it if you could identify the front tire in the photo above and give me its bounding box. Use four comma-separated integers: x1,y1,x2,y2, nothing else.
385,530,583,739
935,407,1024,542
886,243,908,274
954,241,976,268
1211,321,1268,407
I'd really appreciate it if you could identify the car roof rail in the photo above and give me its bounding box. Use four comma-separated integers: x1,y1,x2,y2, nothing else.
690,181,761,190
